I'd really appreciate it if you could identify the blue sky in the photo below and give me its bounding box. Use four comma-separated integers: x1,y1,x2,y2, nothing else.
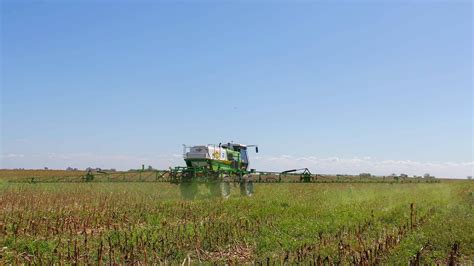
1,1,472,178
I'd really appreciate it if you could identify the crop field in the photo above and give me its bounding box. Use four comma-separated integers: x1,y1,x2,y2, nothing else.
0,173,473,264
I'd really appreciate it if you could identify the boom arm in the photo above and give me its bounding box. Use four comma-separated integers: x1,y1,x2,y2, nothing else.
281,168,310,174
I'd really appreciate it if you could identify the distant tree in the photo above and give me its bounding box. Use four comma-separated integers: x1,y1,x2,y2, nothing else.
147,165,154,171
84,169,94,182
44,167,48,170
389,173,399,181
423,173,434,179
468,176,473,180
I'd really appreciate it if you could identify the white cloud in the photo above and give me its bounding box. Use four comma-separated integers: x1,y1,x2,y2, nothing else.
5,153,25,158
1,153,472,179
250,155,473,179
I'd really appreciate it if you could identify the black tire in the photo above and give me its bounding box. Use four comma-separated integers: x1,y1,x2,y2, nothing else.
221,175,231,199
239,181,247,196
180,182,198,200
207,182,221,198
240,174,254,196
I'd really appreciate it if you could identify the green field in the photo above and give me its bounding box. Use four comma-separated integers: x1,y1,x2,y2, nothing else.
0,178,473,264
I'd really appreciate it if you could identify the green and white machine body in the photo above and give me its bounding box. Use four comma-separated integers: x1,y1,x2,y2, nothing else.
184,144,250,172
170,143,258,184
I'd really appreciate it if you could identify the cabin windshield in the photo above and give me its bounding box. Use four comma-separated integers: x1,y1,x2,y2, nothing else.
240,149,248,164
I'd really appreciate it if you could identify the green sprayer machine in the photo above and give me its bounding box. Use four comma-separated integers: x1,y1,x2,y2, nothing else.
169,143,259,199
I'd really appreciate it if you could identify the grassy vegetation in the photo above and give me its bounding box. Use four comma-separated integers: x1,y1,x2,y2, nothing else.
0,170,85,181
0,175,472,264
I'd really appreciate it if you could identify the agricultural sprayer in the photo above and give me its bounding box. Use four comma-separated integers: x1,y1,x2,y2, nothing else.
168,143,259,199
